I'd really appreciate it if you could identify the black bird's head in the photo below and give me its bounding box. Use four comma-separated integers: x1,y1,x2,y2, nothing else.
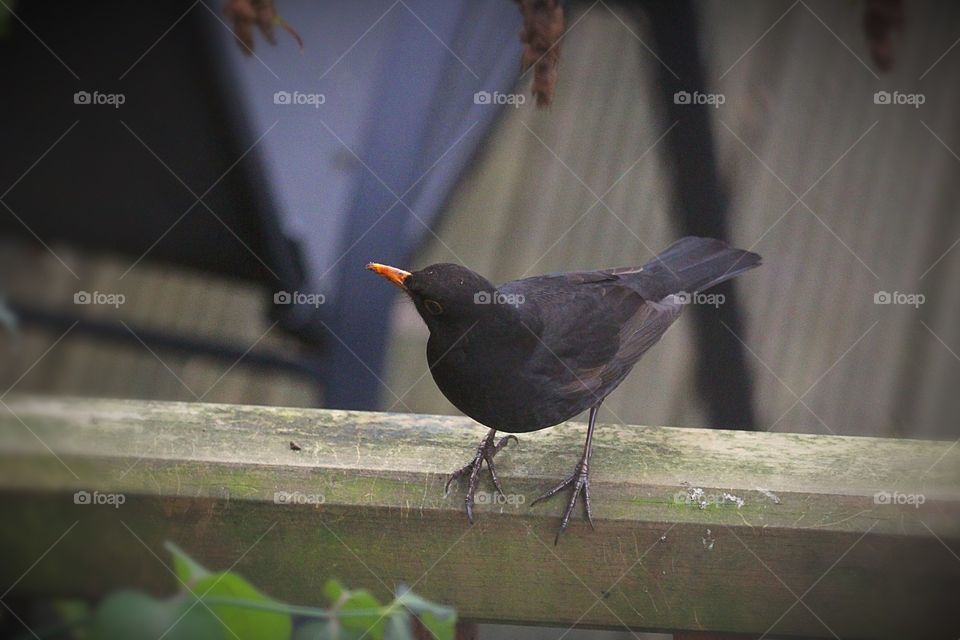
366,262,498,332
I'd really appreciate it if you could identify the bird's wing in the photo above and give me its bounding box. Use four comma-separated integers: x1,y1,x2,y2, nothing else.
504,274,683,402
552,295,683,400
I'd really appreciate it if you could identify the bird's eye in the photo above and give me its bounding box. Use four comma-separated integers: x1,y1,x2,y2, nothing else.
424,299,443,315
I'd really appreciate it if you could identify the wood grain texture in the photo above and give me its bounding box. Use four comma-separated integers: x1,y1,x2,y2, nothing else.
0,396,957,637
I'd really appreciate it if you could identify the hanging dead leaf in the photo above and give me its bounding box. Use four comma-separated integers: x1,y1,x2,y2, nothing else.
223,0,303,55
516,0,565,108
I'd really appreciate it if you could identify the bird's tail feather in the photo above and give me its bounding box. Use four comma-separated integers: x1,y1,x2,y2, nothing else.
640,236,761,297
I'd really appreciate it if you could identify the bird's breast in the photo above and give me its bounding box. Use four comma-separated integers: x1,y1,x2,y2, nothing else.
426,328,583,433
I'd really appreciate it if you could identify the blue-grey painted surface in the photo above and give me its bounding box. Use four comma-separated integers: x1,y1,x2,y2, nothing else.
206,0,523,407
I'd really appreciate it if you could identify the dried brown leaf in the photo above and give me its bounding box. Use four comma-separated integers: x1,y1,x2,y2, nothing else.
516,0,565,108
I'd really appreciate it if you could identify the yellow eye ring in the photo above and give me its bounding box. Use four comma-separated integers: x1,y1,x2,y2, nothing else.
424,299,443,315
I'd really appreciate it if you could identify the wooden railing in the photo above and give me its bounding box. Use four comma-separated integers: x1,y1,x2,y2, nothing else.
0,396,958,638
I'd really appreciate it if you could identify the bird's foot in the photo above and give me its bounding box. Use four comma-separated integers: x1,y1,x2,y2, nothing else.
530,459,593,543
444,429,518,524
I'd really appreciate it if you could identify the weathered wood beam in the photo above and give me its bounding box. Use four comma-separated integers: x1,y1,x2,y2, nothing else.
0,396,957,638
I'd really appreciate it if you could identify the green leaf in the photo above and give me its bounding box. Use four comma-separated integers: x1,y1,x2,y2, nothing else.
291,621,336,640
194,572,292,640
394,587,455,620
384,609,413,640
322,579,345,605
337,589,385,640
88,590,223,640
394,587,456,640
294,620,376,640
165,541,211,586
413,611,455,640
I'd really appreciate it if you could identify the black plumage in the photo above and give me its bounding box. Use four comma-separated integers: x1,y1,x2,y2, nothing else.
368,236,760,540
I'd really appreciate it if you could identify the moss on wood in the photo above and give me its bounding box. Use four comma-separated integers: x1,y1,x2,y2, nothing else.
0,396,957,637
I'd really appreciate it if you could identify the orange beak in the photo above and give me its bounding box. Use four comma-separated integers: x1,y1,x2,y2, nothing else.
366,263,411,289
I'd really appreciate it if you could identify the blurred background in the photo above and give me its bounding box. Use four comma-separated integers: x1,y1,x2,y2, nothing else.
1,0,958,636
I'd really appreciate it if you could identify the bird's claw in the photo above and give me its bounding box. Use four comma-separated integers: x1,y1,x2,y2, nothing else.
531,460,593,543
494,434,519,453
444,430,518,523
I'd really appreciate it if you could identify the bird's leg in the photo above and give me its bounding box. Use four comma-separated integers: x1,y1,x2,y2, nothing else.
444,428,518,523
531,405,599,543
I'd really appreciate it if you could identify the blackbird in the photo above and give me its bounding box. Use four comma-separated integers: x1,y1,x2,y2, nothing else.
368,236,760,540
